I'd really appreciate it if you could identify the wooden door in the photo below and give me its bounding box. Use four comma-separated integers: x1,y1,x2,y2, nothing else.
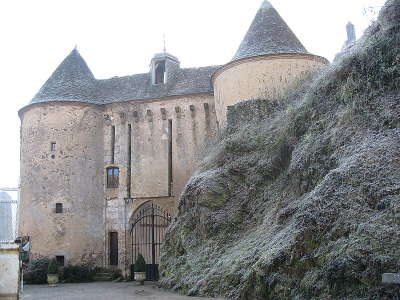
109,232,118,266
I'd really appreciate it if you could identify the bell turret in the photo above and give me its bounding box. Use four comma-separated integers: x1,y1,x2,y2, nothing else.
150,52,180,85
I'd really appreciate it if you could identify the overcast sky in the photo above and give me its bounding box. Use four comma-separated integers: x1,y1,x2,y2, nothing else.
0,0,386,188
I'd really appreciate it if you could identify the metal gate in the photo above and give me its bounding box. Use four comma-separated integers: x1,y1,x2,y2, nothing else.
130,203,171,281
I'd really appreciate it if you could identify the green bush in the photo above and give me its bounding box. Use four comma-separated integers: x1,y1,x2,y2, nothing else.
61,264,94,283
47,259,58,275
24,257,50,284
134,253,146,272
111,268,122,280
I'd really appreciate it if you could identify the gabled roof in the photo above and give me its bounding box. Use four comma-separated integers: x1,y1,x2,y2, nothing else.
28,49,219,106
232,0,308,61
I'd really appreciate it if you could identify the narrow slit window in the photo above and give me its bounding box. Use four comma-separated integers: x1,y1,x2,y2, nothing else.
107,167,119,188
127,124,132,198
51,142,56,151
55,203,63,213
111,126,115,164
168,119,173,196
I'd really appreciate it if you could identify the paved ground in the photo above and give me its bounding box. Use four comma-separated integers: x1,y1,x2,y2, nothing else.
22,282,225,300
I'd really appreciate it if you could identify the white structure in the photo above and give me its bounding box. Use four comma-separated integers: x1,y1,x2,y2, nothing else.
0,244,20,300
0,188,20,300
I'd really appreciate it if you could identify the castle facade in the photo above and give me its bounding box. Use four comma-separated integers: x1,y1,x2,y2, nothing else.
19,1,327,273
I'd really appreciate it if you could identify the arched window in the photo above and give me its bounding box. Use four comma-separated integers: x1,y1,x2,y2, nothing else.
106,167,119,188
154,61,165,84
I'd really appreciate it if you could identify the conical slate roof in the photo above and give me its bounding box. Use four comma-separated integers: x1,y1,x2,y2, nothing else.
30,48,99,105
232,0,308,61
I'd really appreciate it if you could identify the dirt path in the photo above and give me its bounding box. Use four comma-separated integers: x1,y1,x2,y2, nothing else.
22,282,225,300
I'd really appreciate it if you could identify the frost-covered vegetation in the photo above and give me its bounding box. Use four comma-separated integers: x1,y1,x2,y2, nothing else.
159,1,400,299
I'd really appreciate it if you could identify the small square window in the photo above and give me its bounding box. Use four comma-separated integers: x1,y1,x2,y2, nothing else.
51,142,56,151
55,203,63,213
56,256,65,266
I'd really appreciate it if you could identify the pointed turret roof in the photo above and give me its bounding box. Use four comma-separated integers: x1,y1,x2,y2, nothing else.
30,48,99,105
232,0,308,61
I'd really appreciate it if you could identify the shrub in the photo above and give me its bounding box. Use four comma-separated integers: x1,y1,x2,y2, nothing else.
24,257,50,284
111,268,122,280
61,264,94,283
134,253,146,272
47,259,58,275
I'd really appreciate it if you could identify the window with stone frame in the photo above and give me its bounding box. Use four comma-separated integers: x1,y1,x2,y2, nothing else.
106,167,119,188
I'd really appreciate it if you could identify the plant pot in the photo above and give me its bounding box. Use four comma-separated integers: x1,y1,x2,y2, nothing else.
134,272,146,285
47,273,59,286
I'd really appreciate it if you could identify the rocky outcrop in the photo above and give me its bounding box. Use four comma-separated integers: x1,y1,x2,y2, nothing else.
159,1,400,299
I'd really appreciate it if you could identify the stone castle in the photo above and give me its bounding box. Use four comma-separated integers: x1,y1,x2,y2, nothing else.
18,0,328,273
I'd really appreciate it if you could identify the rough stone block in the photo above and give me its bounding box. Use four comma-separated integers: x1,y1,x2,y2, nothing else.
382,273,400,284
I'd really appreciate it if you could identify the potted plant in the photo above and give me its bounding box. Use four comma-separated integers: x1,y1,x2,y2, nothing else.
47,259,59,286
134,253,146,285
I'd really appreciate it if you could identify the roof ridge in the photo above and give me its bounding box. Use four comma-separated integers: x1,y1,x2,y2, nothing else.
26,54,218,107
96,65,221,82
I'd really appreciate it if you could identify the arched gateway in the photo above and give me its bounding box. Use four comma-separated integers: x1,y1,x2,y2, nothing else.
129,202,172,280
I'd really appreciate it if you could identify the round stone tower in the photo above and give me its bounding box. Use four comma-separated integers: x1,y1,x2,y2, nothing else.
19,49,105,265
212,0,329,126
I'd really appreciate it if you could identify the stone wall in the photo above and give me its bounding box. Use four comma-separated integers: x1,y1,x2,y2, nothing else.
19,102,105,266
103,93,217,270
104,93,217,202
213,54,328,126
226,98,277,133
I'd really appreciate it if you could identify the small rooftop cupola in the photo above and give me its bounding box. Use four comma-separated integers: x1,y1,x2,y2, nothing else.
150,52,180,85
232,0,308,61
30,48,96,105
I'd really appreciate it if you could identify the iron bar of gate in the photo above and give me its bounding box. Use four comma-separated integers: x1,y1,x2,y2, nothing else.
145,208,147,277
151,204,155,280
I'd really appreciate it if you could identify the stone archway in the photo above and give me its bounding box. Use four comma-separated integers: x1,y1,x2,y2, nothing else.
128,201,171,281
